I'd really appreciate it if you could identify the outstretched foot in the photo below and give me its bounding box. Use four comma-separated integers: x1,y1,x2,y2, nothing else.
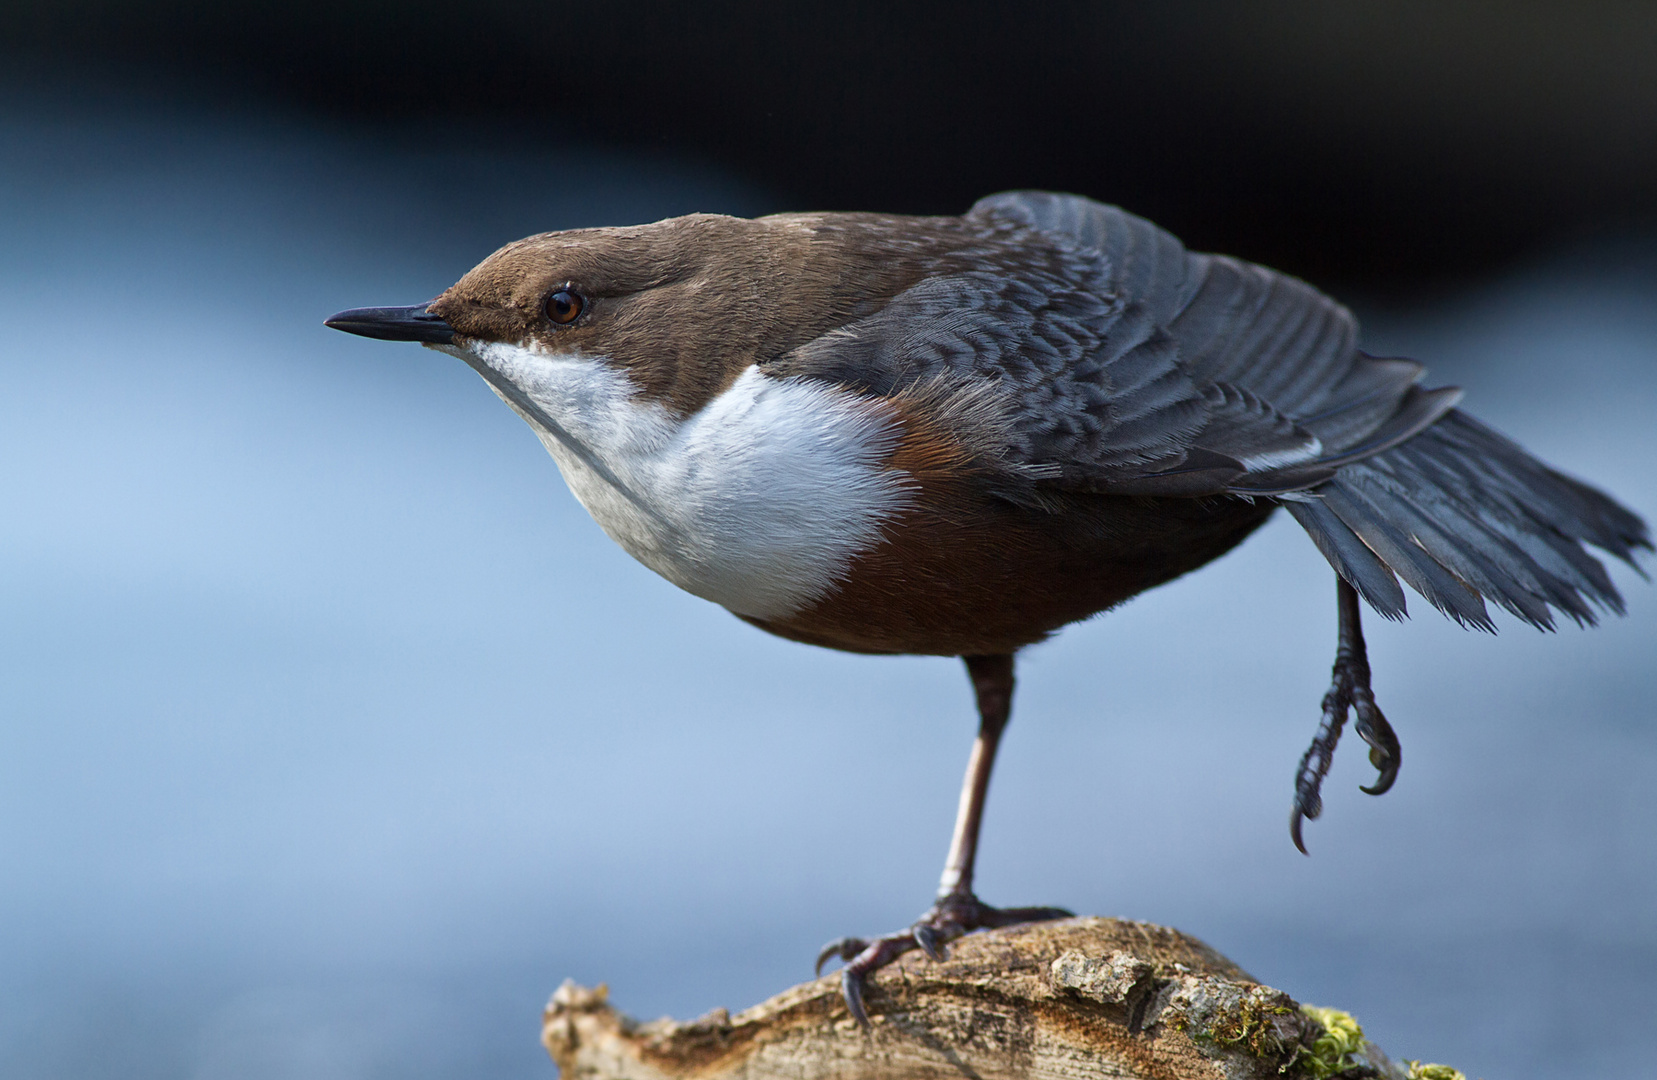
1290,619,1401,853
815,892,1072,1025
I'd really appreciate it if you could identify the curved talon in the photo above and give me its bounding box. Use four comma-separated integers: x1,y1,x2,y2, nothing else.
1352,699,1401,796
815,936,866,977
1289,805,1311,855
1290,705,1335,854
840,969,869,1028
836,936,917,1026
1359,759,1399,796
1290,781,1324,855
913,924,945,961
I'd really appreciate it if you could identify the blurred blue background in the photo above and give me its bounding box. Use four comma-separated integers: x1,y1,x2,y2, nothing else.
3,8,1656,1079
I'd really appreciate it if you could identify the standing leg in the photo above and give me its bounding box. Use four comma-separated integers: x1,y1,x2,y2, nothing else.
1290,577,1403,853
816,653,1071,1026
934,654,1015,902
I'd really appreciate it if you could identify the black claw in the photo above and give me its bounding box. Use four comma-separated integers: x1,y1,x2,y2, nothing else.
1290,693,1339,854
913,924,944,961
1352,698,1401,796
841,969,870,1028
1359,767,1397,797
1289,806,1311,855
815,937,865,977
1358,753,1399,796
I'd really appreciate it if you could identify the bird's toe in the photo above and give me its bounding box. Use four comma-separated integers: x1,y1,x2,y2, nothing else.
815,895,1072,1026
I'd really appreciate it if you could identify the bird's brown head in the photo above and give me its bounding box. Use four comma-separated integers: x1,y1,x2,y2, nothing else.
330,210,973,415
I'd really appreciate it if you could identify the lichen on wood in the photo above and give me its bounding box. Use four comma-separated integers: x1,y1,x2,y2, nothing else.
542,916,1433,1080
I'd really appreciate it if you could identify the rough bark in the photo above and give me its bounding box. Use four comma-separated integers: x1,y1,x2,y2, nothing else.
542,916,1414,1080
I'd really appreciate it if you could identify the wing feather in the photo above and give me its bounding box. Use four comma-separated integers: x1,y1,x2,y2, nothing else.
770,192,1647,630
967,191,1405,493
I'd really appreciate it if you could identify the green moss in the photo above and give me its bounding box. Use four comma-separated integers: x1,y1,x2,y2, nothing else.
1298,1006,1468,1080
1298,1005,1364,1079
1209,994,1298,1057
1169,981,1302,1064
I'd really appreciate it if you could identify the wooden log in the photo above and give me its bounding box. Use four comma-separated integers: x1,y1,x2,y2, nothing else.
542,916,1430,1080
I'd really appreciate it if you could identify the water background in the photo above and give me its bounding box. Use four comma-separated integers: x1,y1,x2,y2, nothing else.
2,94,1653,1079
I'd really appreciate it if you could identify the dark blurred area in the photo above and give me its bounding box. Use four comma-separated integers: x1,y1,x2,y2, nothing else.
10,0,1657,295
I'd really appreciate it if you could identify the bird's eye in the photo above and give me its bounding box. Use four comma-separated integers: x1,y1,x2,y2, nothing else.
544,288,584,325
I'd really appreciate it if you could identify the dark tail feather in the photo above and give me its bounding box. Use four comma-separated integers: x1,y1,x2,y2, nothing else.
1317,483,1494,630
1289,410,1650,631
1282,498,1408,620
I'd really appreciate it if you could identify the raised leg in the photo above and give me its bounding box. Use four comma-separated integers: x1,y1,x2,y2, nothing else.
815,654,1072,1025
1290,577,1403,854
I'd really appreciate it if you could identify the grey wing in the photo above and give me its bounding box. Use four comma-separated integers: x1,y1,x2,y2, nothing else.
776,191,1648,630
774,193,1452,496
973,193,1649,630
965,190,1462,497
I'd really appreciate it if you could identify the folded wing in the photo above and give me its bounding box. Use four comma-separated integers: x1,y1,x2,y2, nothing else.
779,191,1649,629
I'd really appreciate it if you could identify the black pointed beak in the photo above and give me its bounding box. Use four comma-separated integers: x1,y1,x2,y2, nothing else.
325,304,455,345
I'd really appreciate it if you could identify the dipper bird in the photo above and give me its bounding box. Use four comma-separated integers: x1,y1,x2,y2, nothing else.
326,191,1648,1024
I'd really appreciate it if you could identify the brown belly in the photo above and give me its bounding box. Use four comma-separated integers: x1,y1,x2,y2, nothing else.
743,486,1276,656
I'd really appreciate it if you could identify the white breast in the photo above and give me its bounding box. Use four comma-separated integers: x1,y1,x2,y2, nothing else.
442,341,914,621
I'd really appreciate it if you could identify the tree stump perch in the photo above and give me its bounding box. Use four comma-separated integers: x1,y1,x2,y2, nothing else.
543,917,1435,1080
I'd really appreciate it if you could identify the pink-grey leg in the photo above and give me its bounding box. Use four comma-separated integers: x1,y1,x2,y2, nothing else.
815,653,1072,1026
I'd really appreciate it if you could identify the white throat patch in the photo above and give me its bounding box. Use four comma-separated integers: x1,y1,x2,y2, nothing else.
441,340,914,620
